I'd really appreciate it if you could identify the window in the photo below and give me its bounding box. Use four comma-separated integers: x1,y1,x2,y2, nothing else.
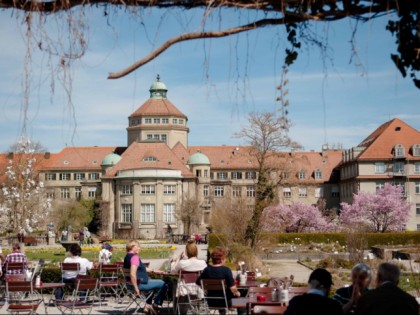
332,186,340,198
218,172,228,180
214,186,224,197
130,119,140,126
179,119,184,125
145,118,152,124
141,185,155,195
75,187,81,200
162,118,169,124
375,162,385,174
141,204,155,223
88,187,96,198
210,172,214,179
161,134,167,143
153,134,160,140
246,186,256,197
75,173,85,180
164,185,176,195
163,204,176,223
88,173,99,180
231,172,242,180
143,156,157,161
245,171,256,179
394,161,404,173
416,204,420,215
416,182,420,194
298,171,306,180
282,172,289,180
314,170,322,179
394,144,405,157
154,118,160,124
46,191,55,199
61,188,70,199
413,145,420,156
315,187,324,198
121,204,133,223
147,134,153,140
59,173,71,181
283,187,291,198
298,188,307,197
203,185,209,197
415,162,420,173
204,170,209,178
196,170,202,177
417,224,420,231
376,182,385,191
45,173,56,181
173,118,178,124
120,185,133,195
232,186,241,197
394,182,405,195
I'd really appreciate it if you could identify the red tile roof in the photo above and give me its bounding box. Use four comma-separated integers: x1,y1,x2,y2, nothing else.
188,146,257,169
357,118,420,160
40,147,119,170
103,142,194,178
129,98,187,119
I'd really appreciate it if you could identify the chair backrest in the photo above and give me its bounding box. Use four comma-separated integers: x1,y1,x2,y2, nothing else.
76,277,98,291
201,278,226,291
246,271,256,280
60,262,80,272
179,270,201,284
200,278,228,309
251,304,286,315
6,280,34,293
5,262,25,274
5,274,26,282
99,263,119,274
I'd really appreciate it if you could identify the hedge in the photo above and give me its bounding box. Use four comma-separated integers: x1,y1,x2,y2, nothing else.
208,232,420,249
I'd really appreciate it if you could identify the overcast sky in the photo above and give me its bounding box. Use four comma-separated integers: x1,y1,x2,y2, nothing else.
0,7,419,153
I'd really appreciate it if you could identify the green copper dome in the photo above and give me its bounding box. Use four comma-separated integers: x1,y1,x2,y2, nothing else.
149,74,167,99
187,152,210,165
101,152,122,166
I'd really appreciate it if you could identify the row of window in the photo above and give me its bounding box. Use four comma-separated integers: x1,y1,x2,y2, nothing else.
121,203,176,223
45,172,100,181
281,187,339,198
46,187,97,199
146,134,167,142
130,117,185,126
120,185,177,195
211,170,323,180
393,144,420,158
375,161,420,174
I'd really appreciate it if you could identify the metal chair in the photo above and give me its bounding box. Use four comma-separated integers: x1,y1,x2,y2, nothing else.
98,263,120,306
5,262,26,275
121,268,154,315
174,270,203,314
200,278,229,314
55,277,98,315
5,279,42,315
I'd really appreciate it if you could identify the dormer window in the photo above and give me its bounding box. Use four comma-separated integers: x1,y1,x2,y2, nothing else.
314,169,322,180
298,170,306,180
173,118,178,124
179,119,184,125
394,144,405,157
154,118,160,124
413,144,420,157
162,118,169,124
143,156,157,162
145,118,152,124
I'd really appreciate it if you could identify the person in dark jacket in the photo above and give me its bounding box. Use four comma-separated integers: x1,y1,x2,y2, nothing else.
356,262,418,315
284,268,343,315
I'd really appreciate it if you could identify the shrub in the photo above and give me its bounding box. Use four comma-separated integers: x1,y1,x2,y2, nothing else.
316,257,352,269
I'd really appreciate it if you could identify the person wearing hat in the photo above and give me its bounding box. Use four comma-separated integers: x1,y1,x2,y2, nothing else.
284,268,343,315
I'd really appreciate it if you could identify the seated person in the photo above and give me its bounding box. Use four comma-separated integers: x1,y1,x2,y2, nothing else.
196,247,242,315
171,240,207,315
334,263,371,314
55,243,93,300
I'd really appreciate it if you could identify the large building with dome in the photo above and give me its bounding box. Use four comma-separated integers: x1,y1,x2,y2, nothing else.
14,76,420,238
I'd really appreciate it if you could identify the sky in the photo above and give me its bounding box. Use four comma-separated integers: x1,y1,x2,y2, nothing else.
0,7,419,154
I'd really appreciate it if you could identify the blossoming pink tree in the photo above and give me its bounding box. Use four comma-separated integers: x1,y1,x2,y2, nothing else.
262,201,334,233
340,183,410,232
0,137,51,235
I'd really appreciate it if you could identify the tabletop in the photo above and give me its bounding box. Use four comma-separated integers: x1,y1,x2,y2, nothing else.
237,280,262,289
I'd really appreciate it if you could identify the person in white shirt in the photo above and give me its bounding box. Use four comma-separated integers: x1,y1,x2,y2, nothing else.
171,240,207,315
98,242,112,264
54,243,93,300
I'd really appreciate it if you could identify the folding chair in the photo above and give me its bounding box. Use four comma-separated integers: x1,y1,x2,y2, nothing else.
200,279,229,314
98,264,120,306
174,271,203,315
6,279,42,315
251,304,286,314
55,277,98,315
53,262,80,301
121,268,154,315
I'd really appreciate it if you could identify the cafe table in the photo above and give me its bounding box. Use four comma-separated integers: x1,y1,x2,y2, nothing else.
34,282,65,314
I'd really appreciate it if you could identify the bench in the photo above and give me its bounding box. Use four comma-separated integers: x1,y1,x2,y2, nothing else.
23,236,38,246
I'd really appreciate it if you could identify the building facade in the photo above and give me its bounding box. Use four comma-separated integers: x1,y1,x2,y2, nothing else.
6,77,419,238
